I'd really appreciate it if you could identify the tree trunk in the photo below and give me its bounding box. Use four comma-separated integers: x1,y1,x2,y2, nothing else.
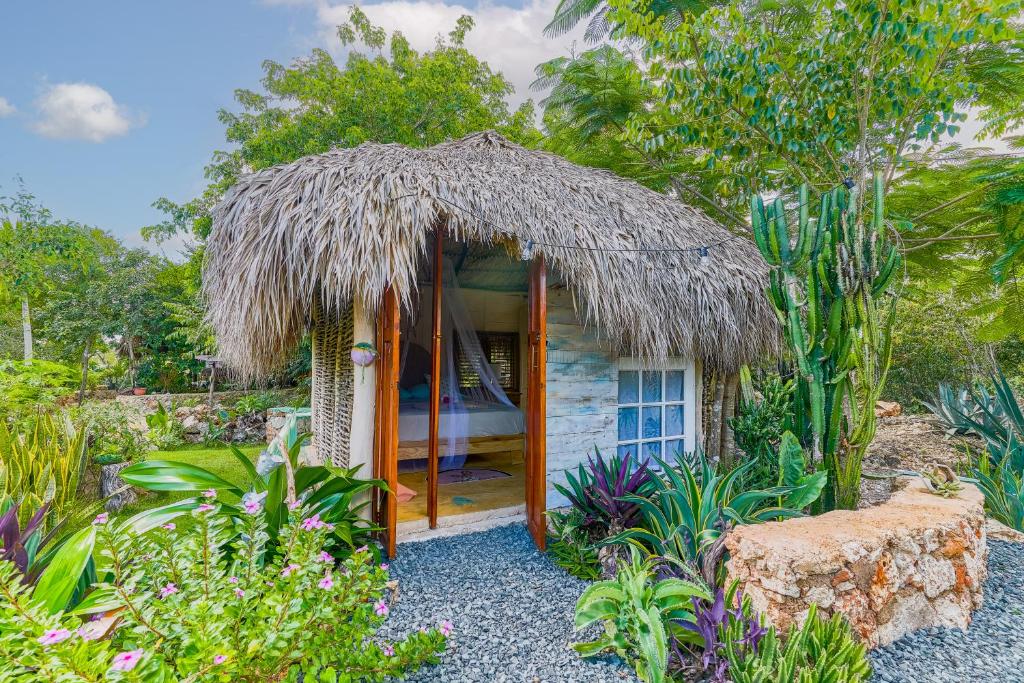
78,337,93,406
127,336,136,389
707,371,726,461
719,373,739,468
21,295,32,362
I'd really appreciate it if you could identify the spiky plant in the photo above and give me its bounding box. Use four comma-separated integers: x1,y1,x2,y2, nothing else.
751,173,901,510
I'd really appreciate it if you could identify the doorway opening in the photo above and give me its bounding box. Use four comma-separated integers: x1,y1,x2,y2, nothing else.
394,237,530,528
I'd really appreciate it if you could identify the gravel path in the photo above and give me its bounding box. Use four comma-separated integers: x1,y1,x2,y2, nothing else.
870,539,1024,682
379,523,637,683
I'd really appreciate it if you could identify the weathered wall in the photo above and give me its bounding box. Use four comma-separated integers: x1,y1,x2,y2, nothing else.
725,479,987,648
545,290,618,509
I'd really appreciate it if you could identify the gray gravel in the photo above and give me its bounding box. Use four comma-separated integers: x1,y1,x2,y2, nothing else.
870,539,1024,682
379,523,637,683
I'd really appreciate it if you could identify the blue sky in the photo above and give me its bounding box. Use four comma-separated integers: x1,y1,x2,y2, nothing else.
0,0,576,257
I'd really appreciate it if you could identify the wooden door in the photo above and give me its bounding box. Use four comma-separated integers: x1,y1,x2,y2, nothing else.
525,257,547,550
373,286,401,558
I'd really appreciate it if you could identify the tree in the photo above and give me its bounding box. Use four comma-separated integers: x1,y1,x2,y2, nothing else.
144,8,539,244
611,0,1022,207
0,184,92,362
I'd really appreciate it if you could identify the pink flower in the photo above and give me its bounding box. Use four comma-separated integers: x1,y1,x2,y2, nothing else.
288,500,302,510
281,563,301,577
161,522,176,531
243,499,261,515
440,620,453,637
382,643,395,656
196,503,216,513
228,576,239,584
110,649,144,672
300,514,324,531
373,599,389,617
356,545,369,553
380,563,390,571
37,628,72,645
318,551,333,563
234,588,245,599
92,513,108,525
158,583,178,599
203,488,217,498
318,575,334,589
213,654,227,665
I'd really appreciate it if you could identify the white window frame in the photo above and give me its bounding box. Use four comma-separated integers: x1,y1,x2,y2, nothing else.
615,358,697,460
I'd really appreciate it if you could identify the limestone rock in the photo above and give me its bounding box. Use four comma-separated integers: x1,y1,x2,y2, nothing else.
725,479,987,648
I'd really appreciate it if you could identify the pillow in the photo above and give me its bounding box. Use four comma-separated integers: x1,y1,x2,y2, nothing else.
398,387,413,401
408,383,430,400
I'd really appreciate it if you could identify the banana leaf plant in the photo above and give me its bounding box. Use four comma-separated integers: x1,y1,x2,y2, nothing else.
604,454,804,575
120,434,386,561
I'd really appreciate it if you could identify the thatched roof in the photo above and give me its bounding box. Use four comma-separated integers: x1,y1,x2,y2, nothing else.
205,131,779,380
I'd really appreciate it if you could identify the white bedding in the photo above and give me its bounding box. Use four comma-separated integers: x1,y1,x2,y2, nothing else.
398,399,525,442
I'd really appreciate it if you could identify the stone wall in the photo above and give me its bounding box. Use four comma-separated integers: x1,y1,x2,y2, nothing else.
725,479,987,648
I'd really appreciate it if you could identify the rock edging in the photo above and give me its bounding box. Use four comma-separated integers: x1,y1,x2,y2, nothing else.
725,479,987,648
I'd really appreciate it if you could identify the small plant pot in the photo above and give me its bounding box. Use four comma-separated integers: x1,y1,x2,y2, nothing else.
132,387,147,396
94,453,125,466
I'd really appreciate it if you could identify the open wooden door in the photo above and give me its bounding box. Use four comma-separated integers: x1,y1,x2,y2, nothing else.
373,286,401,558
525,257,547,550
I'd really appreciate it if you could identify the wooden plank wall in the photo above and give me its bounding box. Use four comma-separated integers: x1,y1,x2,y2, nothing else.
544,290,618,509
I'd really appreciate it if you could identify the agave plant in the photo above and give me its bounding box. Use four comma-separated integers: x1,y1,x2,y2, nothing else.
606,454,803,574
553,448,655,532
923,382,1004,437
972,441,1024,531
925,371,1023,458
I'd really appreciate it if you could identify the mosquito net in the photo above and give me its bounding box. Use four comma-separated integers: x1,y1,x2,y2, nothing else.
399,256,520,470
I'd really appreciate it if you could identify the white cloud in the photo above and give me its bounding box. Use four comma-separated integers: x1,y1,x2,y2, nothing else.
32,83,141,142
0,97,15,117
314,0,587,106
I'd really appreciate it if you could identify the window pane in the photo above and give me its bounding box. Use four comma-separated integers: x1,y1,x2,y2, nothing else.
643,441,662,458
619,370,639,403
665,370,685,402
642,406,662,439
665,405,684,437
642,371,662,402
618,443,638,460
665,439,684,460
618,407,639,441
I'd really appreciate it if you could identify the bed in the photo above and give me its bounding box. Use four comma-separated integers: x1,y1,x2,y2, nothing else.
396,398,525,461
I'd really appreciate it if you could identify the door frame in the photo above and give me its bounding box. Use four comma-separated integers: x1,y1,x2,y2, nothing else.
373,252,548,554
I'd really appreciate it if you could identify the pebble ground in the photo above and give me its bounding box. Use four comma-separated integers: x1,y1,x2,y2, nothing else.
380,524,1022,682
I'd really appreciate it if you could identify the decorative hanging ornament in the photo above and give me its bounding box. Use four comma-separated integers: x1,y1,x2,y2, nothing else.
350,342,378,382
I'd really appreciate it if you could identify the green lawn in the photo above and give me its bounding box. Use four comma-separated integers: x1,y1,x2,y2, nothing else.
120,444,263,519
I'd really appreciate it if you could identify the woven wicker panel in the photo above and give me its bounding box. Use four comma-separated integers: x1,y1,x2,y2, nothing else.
311,299,355,467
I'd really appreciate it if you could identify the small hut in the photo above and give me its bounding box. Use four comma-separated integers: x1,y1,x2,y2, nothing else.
205,131,778,553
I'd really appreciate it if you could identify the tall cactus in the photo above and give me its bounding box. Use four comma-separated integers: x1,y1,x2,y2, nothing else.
751,173,901,510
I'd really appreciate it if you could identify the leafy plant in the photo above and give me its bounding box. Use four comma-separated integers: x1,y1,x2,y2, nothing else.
681,582,767,683
554,448,655,534
0,502,447,682
547,507,602,580
144,401,185,450
926,371,1024,457
923,383,998,436
120,434,384,560
0,359,78,420
776,432,828,511
68,400,151,462
574,548,710,683
233,391,278,416
0,414,88,531
972,443,1024,531
731,371,794,485
723,604,872,683
920,463,963,499
607,454,802,575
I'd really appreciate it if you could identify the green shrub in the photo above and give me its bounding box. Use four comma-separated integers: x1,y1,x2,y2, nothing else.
546,507,602,580
144,401,185,450
573,548,709,683
67,400,151,462
723,604,871,683
0,503,446,681
0,359,78,420
730,372,793,489
232,391,278,416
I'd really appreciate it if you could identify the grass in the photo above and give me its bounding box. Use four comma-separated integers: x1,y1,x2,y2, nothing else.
120,444,262,520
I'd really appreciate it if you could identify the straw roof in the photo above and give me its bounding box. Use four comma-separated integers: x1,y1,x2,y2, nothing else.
205,131,779,380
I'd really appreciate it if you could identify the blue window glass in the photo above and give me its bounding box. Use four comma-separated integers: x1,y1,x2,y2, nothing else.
665,370,684,402
665,405,684,437
642,406,662,439
618,407,638,441
618,370,639,403
642,371,662,402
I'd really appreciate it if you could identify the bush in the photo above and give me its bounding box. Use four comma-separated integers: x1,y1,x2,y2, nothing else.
0,359,78,421
144,401,186,450
232,391,279,416
0,503,447,681
67,400,150,462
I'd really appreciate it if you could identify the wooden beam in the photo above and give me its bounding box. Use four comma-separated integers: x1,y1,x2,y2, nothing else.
526,256,548,550
427,228,444,529
374,286,401,558
397,434,524,460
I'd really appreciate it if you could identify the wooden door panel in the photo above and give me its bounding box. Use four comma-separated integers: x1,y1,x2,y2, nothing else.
526,257,547,550
374,287,401,558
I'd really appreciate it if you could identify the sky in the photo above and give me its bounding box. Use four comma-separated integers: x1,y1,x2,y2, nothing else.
0,1,1012,260
0,0,584,258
